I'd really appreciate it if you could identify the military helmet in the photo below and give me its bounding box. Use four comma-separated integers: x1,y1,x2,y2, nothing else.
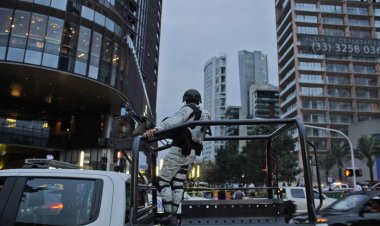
183,89,202,103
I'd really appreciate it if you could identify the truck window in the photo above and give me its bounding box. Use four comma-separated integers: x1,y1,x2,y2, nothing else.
15,177,99,226
290,188,306,198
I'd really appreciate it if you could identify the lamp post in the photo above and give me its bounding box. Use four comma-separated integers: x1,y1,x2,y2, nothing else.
304,125,356,187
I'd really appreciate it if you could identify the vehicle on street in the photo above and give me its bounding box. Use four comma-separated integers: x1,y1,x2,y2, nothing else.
322,182,351,192
278,187,337,213
292,191,380,226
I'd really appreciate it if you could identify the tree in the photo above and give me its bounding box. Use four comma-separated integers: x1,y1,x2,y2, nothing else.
197,161,217,184
213,141,243,184
318,153,335,185
329,141,351,182
272,134,300,185
355,135,380,183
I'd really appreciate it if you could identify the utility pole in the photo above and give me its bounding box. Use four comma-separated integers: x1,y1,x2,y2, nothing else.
304,125,356,187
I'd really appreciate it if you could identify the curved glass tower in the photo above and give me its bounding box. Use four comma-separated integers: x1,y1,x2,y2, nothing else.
0,0,162,169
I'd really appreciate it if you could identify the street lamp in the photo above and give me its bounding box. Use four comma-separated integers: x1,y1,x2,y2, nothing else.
304,125,356,187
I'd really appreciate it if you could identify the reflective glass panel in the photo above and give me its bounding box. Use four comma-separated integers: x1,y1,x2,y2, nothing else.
74,26,90,75
7,47,25,62
94,12,105,26
11,10,31,38
0,46,5,60
0,8,12,47
24,49,42,65
42,52,58,68
81,6,94,21
89,31,102,79
105,17,114,32
74,61,87,75
34,0,50,6
44,42,60,54
45,17,63,44
29,13,47,40
51,0,67,10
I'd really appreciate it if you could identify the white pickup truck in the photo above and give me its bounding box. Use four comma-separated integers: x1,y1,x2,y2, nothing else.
278,187,337,213
0,168,147,226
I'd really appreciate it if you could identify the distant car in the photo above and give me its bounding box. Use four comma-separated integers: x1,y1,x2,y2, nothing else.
292,191,380,226
322,182,352,192
277,187,337,213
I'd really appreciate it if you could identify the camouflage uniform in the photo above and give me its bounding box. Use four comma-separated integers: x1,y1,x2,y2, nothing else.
156,104,210,214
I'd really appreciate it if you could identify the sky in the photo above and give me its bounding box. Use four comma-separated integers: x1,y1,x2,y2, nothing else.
156,0,278,122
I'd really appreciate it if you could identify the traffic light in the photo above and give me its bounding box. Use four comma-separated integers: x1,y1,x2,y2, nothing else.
344,168,362,177
345,169,353,177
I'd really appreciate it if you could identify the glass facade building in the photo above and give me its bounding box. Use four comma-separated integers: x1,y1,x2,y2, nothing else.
0,0,162,169
275,0,380,152
238,50,269,119
203,55,227,162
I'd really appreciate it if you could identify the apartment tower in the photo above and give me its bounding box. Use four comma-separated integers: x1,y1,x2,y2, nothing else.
203,55,227,162
275,0,380,152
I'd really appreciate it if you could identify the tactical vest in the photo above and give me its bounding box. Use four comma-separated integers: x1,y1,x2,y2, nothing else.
171,104,203,156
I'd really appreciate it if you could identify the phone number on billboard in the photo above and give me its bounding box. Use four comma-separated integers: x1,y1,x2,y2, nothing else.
312,42,380,55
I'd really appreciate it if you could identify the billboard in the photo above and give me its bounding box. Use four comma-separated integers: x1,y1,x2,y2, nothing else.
299,34,380,58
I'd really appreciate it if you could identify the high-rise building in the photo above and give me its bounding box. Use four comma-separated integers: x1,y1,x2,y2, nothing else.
203,55,227,162
224,106,240,136
238,50,269,118
275,0,380,152
249,83,280,119
0,0,162,169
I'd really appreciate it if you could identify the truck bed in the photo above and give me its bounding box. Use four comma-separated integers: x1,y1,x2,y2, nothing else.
181,199,294,226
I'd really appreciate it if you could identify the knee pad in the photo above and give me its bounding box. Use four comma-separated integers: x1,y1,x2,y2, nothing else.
158,178,171,192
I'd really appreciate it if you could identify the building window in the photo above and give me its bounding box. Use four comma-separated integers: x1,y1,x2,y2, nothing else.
98,37,112,83
303,100,325,110
299,61,322,70
324,28,345,36
357,102,379,112
300,74,323,83
322,16,344,25
326,63,348,72
59,23,78,71
25,13,48,65
353,65,375,73
297,26,318,34
74,26,91,75
296,14,317,23
0,8,13,60
42,16,63,68
320,4,342,13
349,18,369,26
330,114,352,124
355,77,377,86
7,10,31,62
295,2,317,11
51,0,67,11
350,30,371,38
303,113,326,123
347,7,368,15
329,101,352,111
356,90,378,99
328,75,349,85
89,31,102,80
300,87,323,96
328,88,351,98
81,6,94,21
